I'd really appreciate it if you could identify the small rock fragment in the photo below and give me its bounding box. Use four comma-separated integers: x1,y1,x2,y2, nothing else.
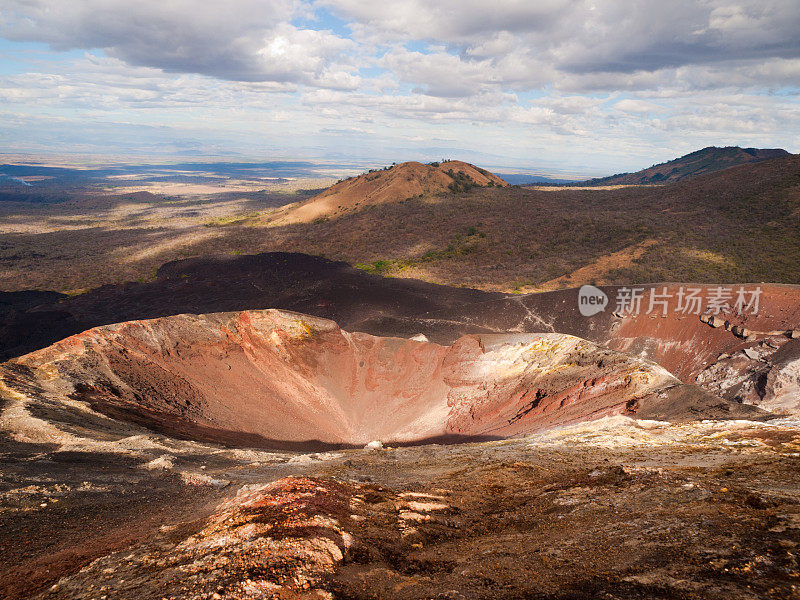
143,455,175,471
731,325,751,338
743,347,760,360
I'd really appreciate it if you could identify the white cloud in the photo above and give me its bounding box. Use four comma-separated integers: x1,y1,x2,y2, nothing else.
325,0,800,90
319,0,568,42
0,0,357,86
613,99,663,115
0,0,798,170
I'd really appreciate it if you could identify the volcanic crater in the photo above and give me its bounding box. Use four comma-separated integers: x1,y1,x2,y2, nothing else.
0,308,739,450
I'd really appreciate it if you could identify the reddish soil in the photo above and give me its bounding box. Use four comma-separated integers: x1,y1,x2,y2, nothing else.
608,284,800,381
24,443,800,600
362,283,800,396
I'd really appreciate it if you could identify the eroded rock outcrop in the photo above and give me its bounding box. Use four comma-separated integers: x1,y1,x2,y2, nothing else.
761,340,800,414
37,476,354,600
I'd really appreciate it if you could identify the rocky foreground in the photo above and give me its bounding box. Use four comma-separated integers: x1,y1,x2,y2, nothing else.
1,413,799,599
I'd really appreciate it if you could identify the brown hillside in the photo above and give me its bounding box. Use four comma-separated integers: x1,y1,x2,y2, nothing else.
275,160,507,223
256,152,800,290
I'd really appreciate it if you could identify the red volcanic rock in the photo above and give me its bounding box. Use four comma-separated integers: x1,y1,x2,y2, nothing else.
607,284,800,381
0,309,745,449
605,284,800,412
38,476,356,599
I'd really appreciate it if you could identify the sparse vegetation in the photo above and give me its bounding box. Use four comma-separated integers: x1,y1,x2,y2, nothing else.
204,212,260,227
582,146,789,186
446,170,477,193
355,259,413,275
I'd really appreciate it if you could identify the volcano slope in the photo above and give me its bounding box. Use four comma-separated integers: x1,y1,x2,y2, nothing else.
2,308,800,599
273,160,507,224
355,283,800,417
0,252,502,362
581,145,789,185
2,151,799,296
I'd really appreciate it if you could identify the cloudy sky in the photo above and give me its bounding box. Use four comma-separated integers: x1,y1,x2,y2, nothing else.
0,0,798,176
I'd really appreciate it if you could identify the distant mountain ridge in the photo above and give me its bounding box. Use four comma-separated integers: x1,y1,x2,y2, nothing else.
581,146,790,186
498,173,578,185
